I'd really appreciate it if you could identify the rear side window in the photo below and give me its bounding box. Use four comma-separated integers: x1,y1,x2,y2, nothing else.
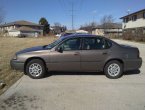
82,37,112,50
104,39,112,49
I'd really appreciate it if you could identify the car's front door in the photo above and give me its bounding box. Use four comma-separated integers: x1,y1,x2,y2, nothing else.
48,37,81,71
81,37,110,71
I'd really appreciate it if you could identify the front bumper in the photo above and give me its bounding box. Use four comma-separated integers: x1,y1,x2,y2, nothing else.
124,57,142,71
10,59,24,71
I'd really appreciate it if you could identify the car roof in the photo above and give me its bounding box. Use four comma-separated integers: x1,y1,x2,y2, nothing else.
61,33,103,39
60,33,120,46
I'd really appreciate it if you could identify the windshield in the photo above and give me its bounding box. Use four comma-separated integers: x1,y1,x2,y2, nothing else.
46,38,63,49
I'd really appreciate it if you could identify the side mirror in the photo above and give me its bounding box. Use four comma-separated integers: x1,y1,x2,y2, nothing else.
57,47,63,53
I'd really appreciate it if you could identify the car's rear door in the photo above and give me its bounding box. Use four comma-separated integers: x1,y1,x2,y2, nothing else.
81,37,110,71
48,37,81,71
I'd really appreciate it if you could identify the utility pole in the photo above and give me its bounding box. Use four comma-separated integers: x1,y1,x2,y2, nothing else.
71,2,74,30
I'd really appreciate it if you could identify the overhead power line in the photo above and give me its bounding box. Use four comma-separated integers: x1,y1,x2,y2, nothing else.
58,0,84,30
71,2,74,30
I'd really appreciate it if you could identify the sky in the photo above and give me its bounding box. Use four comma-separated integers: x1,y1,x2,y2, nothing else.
0,0,145,29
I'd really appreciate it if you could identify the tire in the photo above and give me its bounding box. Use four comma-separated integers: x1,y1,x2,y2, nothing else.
26,59,46,79
104,60,123,79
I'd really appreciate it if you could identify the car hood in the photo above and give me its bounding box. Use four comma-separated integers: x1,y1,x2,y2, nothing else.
16,46,48,55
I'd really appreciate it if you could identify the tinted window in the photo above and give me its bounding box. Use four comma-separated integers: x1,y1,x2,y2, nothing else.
59,38,81,51
82,37,111,50
46,38,63,49
104,39,112,49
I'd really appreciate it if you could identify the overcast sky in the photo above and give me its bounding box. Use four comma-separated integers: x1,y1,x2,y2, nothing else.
1,0,145,29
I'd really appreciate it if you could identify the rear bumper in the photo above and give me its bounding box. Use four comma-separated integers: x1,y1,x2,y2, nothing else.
124,57,142,71
10,60,24,71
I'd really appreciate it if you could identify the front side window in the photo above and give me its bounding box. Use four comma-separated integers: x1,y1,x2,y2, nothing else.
59,38,81,51
82,37,111,50
46,38,63,49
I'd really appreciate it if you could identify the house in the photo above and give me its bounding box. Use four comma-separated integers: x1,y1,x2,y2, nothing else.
50,26,67,34
76,30,88,34
92,23,122,36
120,9,145,34
0,20,43,37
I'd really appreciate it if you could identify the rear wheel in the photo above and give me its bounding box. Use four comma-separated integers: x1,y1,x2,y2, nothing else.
26,59,46,79
104,60,123,79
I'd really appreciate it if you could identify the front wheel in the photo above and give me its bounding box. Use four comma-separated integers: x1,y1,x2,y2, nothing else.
26,59,46,79
104,60,123,79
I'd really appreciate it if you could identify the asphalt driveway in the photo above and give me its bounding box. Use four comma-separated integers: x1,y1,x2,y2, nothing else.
0,39,145,110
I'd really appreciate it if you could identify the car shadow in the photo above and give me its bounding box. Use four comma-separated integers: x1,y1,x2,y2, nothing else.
124,69,141,75
44,69,141,78
44,71,104,78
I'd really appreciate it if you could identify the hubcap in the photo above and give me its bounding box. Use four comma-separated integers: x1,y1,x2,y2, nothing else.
108,63,120,77
29,63,42,77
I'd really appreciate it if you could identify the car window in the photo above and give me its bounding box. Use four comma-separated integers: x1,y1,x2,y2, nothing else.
59,38,81,51
104,39,112,49
46,38,63,49
82,37,110,50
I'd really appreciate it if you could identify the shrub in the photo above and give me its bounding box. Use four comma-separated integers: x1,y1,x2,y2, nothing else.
122,28,145,42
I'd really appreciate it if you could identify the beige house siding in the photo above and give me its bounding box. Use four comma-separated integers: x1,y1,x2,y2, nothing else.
123,12,145,29
9,30,20,37
0,20,43,37
92,29,104,36
92,28,122,36
121,9,145,29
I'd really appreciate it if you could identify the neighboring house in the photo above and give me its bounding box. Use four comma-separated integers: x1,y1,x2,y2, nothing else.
120,9,145,34
76,30,88,34
0,20,43,37
50,26,67,34
92,23,122,36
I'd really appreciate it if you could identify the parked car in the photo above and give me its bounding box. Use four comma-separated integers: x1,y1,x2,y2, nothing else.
10,34,142,79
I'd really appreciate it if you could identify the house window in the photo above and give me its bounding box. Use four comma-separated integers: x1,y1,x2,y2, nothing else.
143,12,145,19
123,17,129,23
132,15,137,21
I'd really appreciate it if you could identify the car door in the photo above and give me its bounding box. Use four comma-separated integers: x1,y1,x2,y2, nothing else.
48,37,81,71
81,37,110,71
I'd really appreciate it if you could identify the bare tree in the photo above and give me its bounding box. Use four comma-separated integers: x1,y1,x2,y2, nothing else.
54,22,61,27
80,21,98,33
0,7,5,24
53,22,67,34
100,15,115,31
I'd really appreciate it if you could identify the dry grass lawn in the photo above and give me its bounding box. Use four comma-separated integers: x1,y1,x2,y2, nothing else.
0,36,57,95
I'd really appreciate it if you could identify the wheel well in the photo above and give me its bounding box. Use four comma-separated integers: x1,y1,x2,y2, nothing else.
104,59,124,71
24,57,46,74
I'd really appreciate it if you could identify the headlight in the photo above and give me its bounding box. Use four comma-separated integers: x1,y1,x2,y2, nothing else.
13,54,17,60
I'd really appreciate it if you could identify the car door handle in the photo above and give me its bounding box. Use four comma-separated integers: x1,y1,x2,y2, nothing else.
74,52,80,56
